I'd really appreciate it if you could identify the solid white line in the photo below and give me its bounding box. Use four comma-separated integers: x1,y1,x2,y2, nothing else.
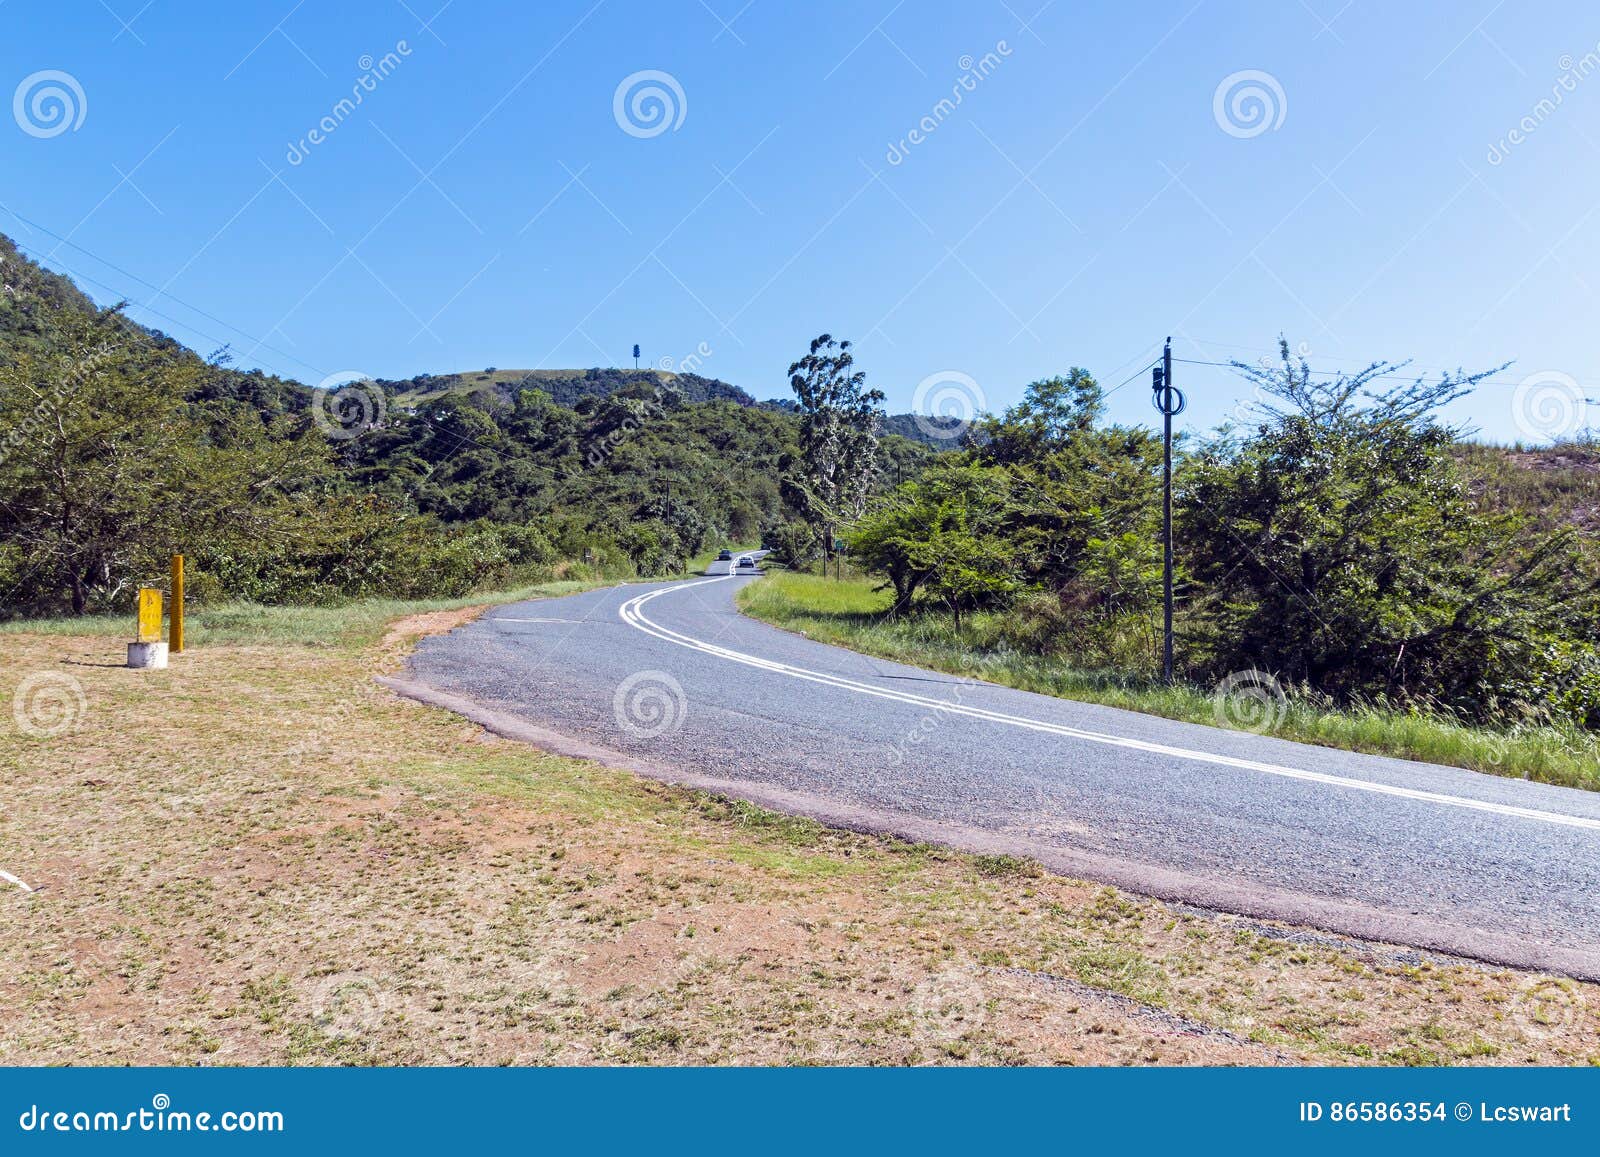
491,617,597,624
0,870,34,893
619,578,1600,833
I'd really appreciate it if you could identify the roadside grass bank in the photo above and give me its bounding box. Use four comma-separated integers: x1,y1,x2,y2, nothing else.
0,553,740,648
0,578,609,648
737,572,1600,792
3,586,1597,1065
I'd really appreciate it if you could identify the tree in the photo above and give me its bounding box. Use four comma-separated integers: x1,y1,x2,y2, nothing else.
846,463,1018,625
1178,340,1594,718
923,517,1018,631
0,305,326,614
972,372,1164,653
974,369,1103,465
784,334,884,573
845,478,946,611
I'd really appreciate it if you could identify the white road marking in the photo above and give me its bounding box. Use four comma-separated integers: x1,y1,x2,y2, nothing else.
0,870,34,893
492,617,598,624
620,578,1600,833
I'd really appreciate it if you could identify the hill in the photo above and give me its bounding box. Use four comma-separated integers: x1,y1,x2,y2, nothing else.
1,233,100,354
1,233,310,418
1458,440,1600,534
379,366,763,410
376,366,959,445
0,232,954,447
5,226,1593,624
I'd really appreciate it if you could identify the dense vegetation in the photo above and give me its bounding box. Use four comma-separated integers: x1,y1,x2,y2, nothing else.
5,230,1597,735
378,365,771,411
843,345,1600,730
0,236,928,616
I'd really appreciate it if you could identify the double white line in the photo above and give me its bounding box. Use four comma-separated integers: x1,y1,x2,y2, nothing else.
620,577,1600,832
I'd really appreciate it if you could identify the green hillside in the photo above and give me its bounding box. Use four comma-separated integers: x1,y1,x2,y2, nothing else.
377,367,969,446
380,366,764,410
4,223,1596,736
0,233,930,615
0,239,743,611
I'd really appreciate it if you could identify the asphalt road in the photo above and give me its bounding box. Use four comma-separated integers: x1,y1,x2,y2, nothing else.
399,575,1600,977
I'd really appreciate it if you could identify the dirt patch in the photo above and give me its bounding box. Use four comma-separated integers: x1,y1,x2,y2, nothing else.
3,628,1598,1066
381,605,490,649
1507,449,1600,474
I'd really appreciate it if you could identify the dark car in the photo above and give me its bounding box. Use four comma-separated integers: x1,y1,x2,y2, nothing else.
716,550,733,560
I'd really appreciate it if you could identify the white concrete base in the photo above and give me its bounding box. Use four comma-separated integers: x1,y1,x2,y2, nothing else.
127,641,169,669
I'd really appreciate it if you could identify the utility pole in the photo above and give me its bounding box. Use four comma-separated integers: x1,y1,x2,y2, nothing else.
1150,337,1183,685
665,475,679,573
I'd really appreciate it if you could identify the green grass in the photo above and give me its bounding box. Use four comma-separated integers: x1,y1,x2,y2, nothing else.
685,544,763,574
0,578,621,649
0,552,745,650
9,567,1600,1065
738,571,1600,792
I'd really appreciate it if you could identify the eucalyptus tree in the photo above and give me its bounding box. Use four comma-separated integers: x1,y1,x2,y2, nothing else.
783,333,885,573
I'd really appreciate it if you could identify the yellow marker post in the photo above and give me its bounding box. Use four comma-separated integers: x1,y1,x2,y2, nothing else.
170,554,185,654
128,588,169,669
137,588,163,644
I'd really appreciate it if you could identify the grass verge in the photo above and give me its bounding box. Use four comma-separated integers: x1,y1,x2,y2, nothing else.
737,572,1600,792
0,578,611,649
2,585,1597,1065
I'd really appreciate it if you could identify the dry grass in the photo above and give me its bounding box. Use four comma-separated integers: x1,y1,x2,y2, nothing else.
1,600,1597,1066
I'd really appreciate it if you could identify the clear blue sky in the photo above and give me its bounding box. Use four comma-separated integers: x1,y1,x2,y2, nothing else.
3,1,1598,441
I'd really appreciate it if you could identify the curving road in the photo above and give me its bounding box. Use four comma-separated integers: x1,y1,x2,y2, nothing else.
395,575,1600,978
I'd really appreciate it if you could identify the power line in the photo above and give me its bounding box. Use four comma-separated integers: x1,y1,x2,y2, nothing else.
1174,334,1600,392
1179,335,1514,375
6,247,307,382
1171,356,1562,393
1,210,324,382
1104,358,1160,399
